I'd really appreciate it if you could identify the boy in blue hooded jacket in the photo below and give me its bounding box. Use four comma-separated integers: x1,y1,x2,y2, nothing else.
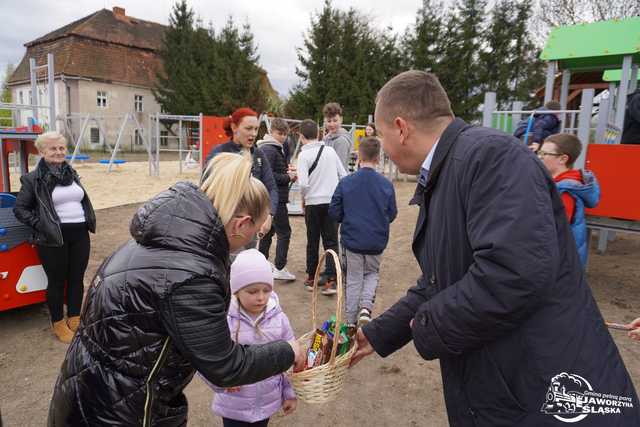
538,133,600,265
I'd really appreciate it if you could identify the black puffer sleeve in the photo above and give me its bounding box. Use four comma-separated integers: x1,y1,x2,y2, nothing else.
13,174,39,230
160,276,294,387
255,148,279,214
262,145,290,186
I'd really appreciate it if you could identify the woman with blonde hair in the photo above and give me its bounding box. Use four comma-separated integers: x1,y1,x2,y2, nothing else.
14,131,96,343
48,153,305,427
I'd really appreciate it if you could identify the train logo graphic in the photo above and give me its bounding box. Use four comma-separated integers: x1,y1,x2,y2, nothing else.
541,372,592,423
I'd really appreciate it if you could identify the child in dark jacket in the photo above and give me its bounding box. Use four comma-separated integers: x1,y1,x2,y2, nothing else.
257,118,298,281
201,249,297,427
513,100,562,151
329,137,397,326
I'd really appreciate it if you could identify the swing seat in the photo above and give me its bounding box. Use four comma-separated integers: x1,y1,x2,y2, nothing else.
99,159,126,165
65,154,90,161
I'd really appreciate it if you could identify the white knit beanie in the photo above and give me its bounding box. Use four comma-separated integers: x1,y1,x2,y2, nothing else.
230,249,274,294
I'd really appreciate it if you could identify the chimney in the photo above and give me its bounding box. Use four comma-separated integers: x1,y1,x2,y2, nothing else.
113,6,125,17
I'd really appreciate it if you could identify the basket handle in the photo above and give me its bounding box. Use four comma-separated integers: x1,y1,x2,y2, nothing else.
310,249,344,367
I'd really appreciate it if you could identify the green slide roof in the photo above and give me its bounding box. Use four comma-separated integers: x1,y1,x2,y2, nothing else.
540,17,640,70
603,69,640,82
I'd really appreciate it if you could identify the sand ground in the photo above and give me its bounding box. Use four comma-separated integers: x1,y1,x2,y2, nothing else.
1,162,638,426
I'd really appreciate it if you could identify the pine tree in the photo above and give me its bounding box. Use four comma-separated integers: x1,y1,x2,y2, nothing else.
294,0,340,120
448,0,487,121
286,1,403,122
154,0,203,115
283,84,313,119
401,0,444,72
154,2,268,116
481,0,516,108
329,8,362,121
511,1,544,108
215,17,267,113
436,13,466,116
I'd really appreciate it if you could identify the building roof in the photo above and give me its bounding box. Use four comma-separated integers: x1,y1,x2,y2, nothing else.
27,7,165,51
540,17,640,70
7,6,280,103
7,7,166,88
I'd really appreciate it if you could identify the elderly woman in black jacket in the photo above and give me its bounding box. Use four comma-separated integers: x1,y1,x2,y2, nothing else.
48,153,304,427
14,131,96,343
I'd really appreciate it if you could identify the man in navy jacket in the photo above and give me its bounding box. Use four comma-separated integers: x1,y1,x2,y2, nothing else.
350,70,638,426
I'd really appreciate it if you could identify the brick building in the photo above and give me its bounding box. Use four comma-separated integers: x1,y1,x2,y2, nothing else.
7,7,168,152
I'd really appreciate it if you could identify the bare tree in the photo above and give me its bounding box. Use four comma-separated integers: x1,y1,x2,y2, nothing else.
538,0,640,27
532,0,640,45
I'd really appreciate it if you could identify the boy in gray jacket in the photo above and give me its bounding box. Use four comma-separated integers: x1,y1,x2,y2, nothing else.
323,102,353,172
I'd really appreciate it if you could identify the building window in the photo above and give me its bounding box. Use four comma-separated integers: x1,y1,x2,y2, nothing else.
160,130,168,146
134,95,143,112
19,91,24,104
90,128,100,144
134,129,143,145
28,90,32,105
97,91,107,108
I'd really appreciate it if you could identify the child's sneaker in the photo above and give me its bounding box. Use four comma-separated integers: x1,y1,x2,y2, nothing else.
273,267,296,281
304,276,315,292
317,273,328,286
321,278,337,296
358,308,372,327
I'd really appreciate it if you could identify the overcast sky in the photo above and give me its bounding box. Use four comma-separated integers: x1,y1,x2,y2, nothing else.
0,0,423,97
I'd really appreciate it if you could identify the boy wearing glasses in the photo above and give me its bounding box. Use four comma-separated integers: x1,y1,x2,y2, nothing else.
538,133,600,266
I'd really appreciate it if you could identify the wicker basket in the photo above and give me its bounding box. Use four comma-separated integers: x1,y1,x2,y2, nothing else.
289,249,358,403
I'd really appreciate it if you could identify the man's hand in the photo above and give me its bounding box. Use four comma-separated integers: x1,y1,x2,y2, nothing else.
349,329,374,368
282,399,297,415
628,318,640,341
288,339,306,372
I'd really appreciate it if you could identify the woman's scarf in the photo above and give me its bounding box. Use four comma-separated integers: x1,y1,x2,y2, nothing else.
38,159,75,189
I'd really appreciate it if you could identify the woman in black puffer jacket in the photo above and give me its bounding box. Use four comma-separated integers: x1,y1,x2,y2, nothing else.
14,131,96,343
48,153,304,427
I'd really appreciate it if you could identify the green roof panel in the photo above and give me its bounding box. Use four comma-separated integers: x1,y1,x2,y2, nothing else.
540,17,640,70
603,69,640,82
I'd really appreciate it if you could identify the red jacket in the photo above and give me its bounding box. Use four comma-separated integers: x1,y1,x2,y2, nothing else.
554,169,583,223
